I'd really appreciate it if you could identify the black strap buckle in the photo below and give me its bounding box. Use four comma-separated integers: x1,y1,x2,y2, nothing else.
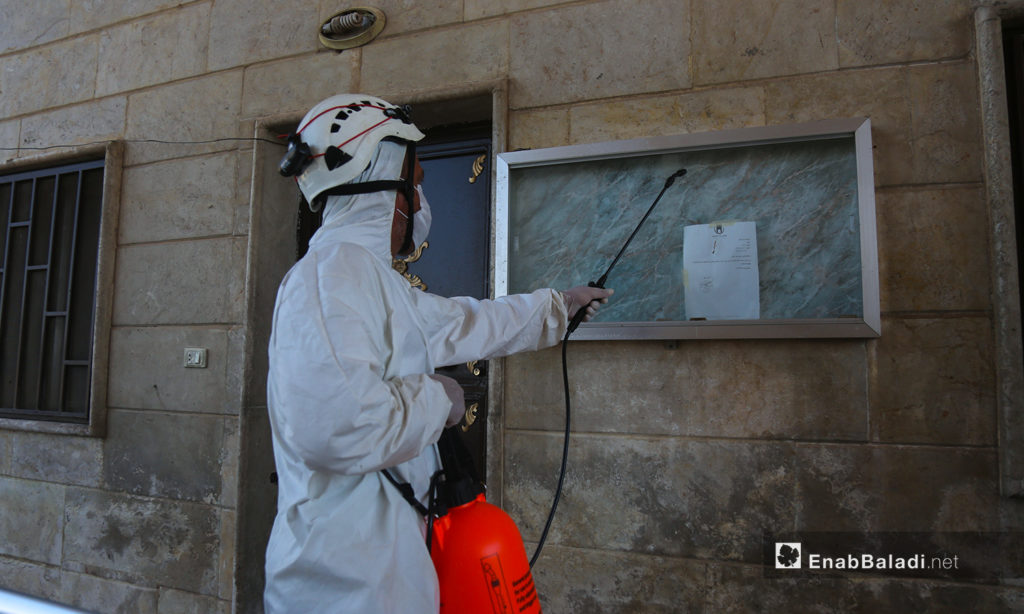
384,104,413,123
382,468,429,517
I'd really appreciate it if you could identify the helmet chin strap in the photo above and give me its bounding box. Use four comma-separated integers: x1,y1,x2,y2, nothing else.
313,142,419,256
398,142,417,255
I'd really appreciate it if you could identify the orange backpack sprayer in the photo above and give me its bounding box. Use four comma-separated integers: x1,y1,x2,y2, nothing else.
431,492,540,613
427,429,541,614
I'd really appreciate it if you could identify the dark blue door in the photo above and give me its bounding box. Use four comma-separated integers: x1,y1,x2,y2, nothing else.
406,131,492,480
408,136,491,300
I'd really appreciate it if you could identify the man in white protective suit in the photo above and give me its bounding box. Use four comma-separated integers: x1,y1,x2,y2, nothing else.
264,94,612,614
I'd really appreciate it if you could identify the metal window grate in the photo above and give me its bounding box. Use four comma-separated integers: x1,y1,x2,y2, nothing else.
0,159,104,423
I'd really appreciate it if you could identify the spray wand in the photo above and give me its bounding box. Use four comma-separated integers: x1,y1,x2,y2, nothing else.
531,167,688,567
566,168,688,333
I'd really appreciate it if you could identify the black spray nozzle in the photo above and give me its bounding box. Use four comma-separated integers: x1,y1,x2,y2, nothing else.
565,168,687,336
665,168,687,188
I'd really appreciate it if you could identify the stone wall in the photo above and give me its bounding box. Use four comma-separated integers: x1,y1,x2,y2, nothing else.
0,0,1021,612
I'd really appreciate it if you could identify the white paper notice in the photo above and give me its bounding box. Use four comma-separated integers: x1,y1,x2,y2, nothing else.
683,221,760,320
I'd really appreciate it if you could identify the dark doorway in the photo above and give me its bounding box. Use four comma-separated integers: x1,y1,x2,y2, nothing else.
413,125,493,478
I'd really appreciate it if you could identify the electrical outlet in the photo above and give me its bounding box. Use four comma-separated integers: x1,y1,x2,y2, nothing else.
184,347,207,368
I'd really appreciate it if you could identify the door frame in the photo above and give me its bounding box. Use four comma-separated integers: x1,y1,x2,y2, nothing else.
975,7,1024,497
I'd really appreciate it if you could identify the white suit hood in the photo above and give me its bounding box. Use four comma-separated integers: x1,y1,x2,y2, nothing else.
265,141,570,614
309,140,406,262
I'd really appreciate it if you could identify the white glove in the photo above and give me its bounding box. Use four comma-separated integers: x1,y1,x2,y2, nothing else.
562,286,614,322
429,373,466,427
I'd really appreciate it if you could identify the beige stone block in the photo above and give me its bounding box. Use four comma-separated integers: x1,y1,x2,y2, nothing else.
225,312,248,410
0,431,10,474
768,61,980,187
112,237,246,325
157,588,230,614
241,52,359,119
217,510,236,601
505,434,795,561
361,21,509,97
465,0,567,20
907,61,982,185
876,186,991,312
708,562,1024,612
505,338,868,441
0,35,98,117
0,477,64,564
232,150,254,236
107,326,236,413
509,108,569,150
60,572,158,614
837,0,972,67
9,432,103,487
68,0,186,34
219,420,239,508
320,1,462,38
766,67,912,187
530,545,706,612
234,407,277,612
20,97,126,150
692,0,837,85
96,4,210,97
706,564,833,612
62,487,219,595
869,316,996,446
0,119,19,163
119,153,236,244
0,556,62,602
570,87,765,144
103,410,227,504
510,0,690,108
208,0,319,71
125,72,244,165
795,443,999,531
0,1,70,53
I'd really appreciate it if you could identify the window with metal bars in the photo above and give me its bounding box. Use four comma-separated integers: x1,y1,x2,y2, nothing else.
0,158,104,423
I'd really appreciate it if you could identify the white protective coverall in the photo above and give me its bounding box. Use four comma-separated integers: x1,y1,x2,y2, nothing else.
265,142,569,613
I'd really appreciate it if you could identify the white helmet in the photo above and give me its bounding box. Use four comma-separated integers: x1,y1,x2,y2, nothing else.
280,94,425,210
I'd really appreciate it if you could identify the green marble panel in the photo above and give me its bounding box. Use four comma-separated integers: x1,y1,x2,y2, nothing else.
508,136,862,323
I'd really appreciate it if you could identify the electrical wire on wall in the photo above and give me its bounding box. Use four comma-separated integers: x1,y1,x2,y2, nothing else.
0,137,285,152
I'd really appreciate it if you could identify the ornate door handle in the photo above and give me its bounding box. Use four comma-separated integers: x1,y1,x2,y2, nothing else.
391,241,429,290
461,402,480,432
468,154,487,184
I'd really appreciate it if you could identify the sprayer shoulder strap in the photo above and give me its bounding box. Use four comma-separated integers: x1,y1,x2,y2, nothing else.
381,469,429,517
319,179,406,197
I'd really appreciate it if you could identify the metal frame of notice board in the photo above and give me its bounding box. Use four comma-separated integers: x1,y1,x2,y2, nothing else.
494,118,879,340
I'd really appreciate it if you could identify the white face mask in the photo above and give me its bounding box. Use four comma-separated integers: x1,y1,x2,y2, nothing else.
411,184,431,248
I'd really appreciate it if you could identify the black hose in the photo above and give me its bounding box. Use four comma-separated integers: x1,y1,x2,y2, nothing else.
529,327,573,568
529,168,687,568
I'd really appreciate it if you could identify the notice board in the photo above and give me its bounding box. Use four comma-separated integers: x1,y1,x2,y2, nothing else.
495,118,879,340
